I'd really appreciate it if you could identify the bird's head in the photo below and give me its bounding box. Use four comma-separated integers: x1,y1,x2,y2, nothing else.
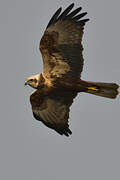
24,74,40,89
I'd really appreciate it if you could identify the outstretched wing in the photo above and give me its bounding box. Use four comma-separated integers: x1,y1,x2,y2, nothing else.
39,3,89,78
30,90,77,136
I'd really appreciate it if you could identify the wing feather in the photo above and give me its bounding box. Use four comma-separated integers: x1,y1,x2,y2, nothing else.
46,7,62,28
39,4,89,78
67,7,82,18
73,12,88,21
30,90,77,136
57,3,74,21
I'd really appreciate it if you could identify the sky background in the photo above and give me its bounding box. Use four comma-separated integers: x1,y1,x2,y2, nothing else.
0,0,120,179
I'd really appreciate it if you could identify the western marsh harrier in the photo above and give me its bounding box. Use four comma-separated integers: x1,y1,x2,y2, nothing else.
25,3,119,136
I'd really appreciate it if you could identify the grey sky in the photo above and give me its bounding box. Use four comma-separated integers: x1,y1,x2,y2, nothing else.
0,0,120,179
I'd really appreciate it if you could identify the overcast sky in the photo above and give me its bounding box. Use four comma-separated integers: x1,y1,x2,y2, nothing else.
0,0,120,180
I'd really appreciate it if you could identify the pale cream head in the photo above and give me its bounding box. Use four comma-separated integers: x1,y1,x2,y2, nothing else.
24,74,40,89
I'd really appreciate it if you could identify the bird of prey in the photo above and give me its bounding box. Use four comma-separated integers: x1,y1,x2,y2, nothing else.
25,3,119,136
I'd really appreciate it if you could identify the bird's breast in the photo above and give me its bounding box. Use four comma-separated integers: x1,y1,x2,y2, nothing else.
42,73,54,87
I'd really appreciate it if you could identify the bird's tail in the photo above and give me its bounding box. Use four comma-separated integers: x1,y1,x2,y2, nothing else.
82,81,119,99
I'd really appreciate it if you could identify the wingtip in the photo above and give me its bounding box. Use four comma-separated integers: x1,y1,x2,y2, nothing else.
60,128,72,137
58,7,62,11
69,3,75,7
66,3,75,11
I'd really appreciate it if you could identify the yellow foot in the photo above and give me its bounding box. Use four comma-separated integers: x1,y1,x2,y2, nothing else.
87,86,99,93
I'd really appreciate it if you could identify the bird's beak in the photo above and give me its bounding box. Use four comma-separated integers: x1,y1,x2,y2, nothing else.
24,81,28,86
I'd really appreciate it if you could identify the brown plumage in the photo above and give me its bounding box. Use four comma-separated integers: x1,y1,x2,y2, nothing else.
25,3,119,136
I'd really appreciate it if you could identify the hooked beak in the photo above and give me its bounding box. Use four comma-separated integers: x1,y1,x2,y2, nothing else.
24,81,28,86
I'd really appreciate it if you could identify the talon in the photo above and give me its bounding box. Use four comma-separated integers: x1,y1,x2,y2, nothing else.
87,86,99,93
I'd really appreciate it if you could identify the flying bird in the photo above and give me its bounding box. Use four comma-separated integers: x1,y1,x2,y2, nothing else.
25,3,119,136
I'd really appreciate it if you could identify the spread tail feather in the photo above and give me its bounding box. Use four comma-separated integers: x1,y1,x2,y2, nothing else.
83,81,119,99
